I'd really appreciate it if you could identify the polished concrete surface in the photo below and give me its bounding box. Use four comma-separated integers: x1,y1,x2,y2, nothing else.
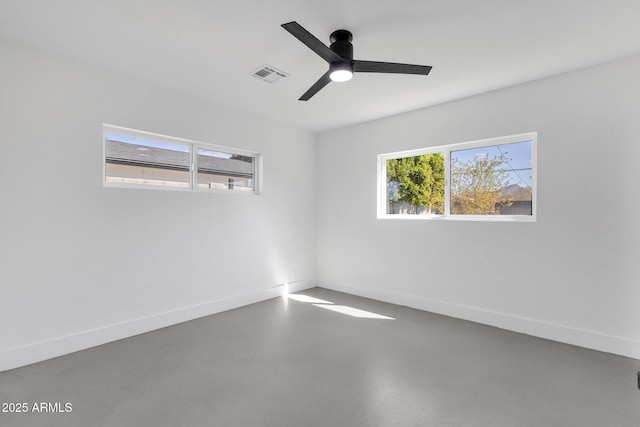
1,287,639,426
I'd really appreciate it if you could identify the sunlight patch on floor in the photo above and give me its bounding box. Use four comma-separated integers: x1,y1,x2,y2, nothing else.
286,294,334,304
312,304,395,320
285,293,395,320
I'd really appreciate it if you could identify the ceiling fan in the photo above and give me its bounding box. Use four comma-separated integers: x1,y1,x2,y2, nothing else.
281,21,432,101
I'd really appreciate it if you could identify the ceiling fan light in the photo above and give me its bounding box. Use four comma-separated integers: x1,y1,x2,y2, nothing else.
330,69,353,82
329,62,353,82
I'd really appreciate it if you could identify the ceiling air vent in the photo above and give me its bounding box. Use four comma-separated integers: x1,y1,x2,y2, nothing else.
251,64,289,84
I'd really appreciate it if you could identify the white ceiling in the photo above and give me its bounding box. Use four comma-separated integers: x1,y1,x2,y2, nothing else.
2,0,640,133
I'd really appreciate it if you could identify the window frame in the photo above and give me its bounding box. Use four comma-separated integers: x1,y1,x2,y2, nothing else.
377,132,537,222
103,124,260,194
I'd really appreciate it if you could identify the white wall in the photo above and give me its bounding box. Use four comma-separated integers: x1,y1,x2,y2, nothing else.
317,55,640,359
0,39,317,371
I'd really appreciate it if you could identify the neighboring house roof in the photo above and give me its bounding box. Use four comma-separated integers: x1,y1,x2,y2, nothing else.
501,183,532,202
105,139,253,178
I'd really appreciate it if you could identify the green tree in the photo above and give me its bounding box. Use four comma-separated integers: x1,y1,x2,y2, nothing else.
387,153,445,214
450,153,512,215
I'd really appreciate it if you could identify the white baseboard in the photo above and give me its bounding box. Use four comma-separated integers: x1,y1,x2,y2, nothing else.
320,282,640,360
0,280,314,372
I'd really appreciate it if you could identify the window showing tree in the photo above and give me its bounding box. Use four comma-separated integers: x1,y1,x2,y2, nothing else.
451,140,533,215
378,133,536,221
386,153,445,214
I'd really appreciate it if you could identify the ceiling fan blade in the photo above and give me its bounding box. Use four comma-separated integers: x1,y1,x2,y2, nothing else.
299,71,332,101
282,21,345,64
353,60,432,75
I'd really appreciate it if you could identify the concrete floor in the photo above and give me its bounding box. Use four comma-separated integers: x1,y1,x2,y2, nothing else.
1,287,639,426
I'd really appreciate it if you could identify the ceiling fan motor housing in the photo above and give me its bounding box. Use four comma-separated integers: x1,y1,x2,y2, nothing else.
329,29,353,62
